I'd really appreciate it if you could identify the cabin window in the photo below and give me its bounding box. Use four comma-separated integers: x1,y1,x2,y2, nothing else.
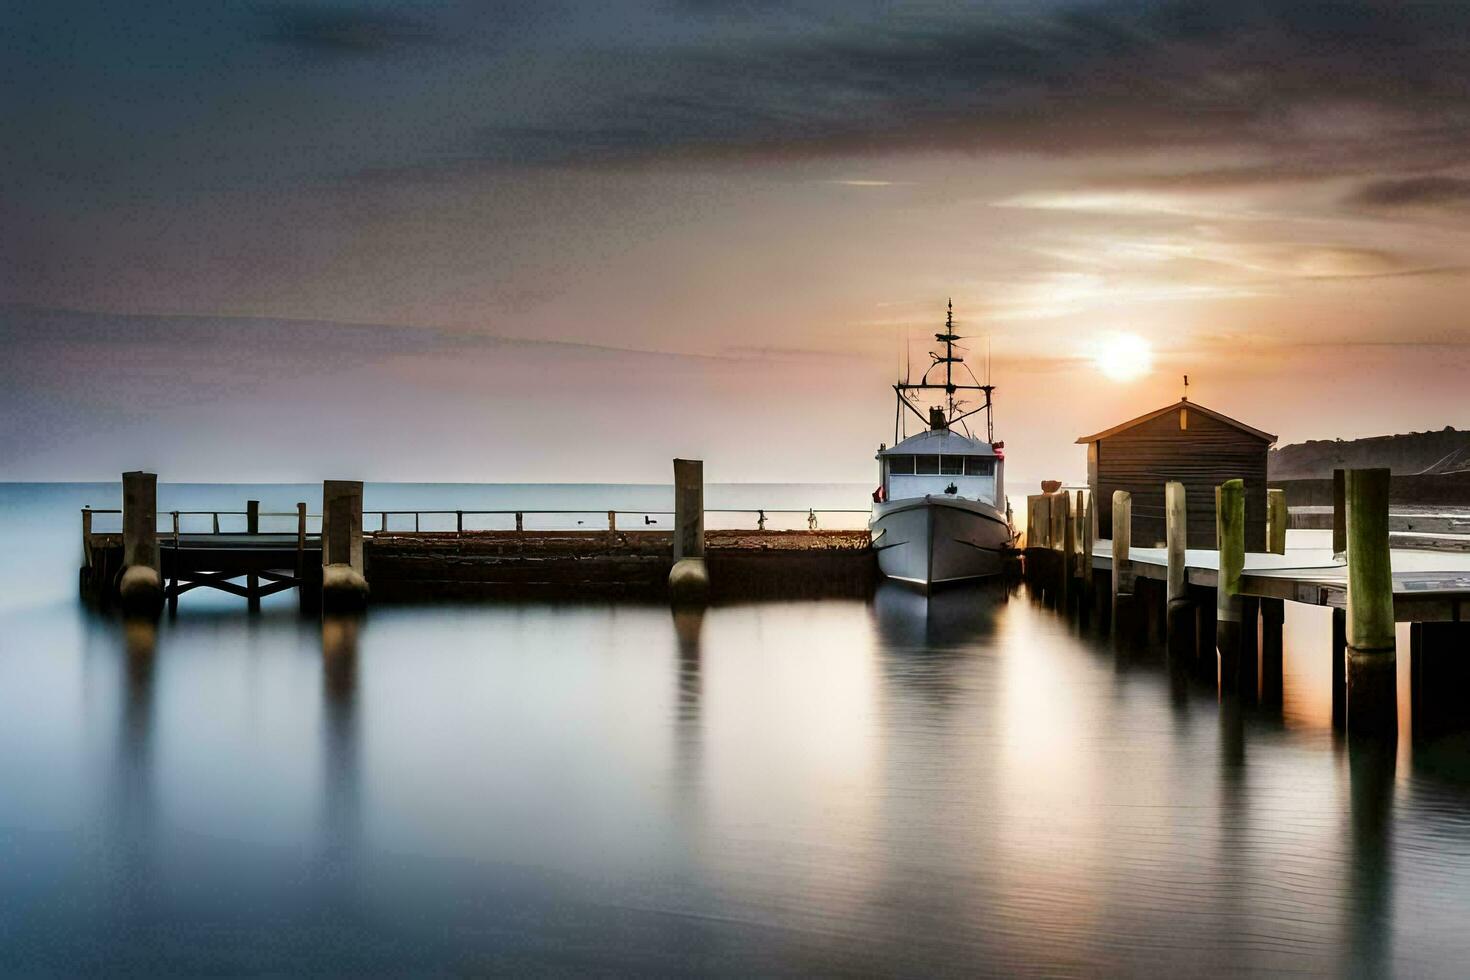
915,455,940,474
964,457,995,476
887,455,914,475
940,456,964,475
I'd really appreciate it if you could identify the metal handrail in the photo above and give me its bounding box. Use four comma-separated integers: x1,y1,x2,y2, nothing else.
83,506,871,516
79,508,313,518
82,505,873,538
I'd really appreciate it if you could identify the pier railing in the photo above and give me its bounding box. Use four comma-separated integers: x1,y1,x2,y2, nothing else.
80,505,873,544
362,508,869,534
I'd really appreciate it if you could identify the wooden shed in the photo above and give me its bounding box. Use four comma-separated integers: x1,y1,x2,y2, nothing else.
1077,399,1276,550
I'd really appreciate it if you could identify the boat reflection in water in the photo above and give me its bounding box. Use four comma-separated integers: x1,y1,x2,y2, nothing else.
871,579,1009,650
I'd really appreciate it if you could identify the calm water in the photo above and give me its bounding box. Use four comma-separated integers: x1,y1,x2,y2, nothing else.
4,484,1470,976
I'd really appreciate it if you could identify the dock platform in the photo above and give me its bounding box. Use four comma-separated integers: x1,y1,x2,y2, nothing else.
1091,540,1470,622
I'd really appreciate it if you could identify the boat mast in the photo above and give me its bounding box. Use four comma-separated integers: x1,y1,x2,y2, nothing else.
937,298,960,422
892,300,997,445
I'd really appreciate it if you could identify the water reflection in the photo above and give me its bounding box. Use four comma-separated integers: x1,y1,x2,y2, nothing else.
871,581,1006,651
670,606,703,818
870,582,1006,707
1346,739,1396,975
110,618,159,943
121,619,157,763
319,615,361,875
10,583,1470,973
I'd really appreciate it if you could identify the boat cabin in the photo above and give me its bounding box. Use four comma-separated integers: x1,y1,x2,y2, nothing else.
879,429,1002,505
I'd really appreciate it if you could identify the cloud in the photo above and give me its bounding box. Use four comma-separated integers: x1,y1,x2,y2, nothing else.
466,0,1470,173
1345,176,1470,208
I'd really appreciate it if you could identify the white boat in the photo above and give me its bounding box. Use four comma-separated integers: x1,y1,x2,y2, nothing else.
870,302,1015,590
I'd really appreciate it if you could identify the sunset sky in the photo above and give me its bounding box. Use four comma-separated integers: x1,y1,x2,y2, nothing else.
5,1,1469,484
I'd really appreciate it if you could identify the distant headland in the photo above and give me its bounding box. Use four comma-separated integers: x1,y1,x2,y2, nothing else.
1269,426,1470,507
1270,426,1470,480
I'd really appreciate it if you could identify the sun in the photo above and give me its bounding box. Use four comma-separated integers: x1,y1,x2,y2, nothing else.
1091,332,1154,382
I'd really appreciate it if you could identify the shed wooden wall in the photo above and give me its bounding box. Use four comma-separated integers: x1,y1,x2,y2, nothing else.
1090,407,1269,550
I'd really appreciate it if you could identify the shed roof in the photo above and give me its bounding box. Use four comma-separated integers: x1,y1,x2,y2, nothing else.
1075,399,1276,445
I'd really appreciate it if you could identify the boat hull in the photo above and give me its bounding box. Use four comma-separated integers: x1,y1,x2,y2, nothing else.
870,496,1012,589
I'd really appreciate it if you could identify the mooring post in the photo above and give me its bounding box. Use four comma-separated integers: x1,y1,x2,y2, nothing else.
1165,481,1193,661
515,511,523,532
168,511,180,617
119,471,163,618
1240,596,1260,702
1409,622,1470,738
1056,490,1073,610
296,502,307,580
669,458,709,604
1267,488,1288,555
1111,490,1133,635
456,510,463,537
81,507,93,562
1331,607,1347,729
608,509,617,545
1345,468,1396,736
1261,596,1285,706
321,480,368,612
1333,468,1347,560
246,499,261,612
1027,494,1039,595
1215,480,1246,686
1079,490,1095,625
1034,493,1052,602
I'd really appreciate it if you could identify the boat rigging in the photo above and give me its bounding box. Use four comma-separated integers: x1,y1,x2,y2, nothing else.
894,299,995,445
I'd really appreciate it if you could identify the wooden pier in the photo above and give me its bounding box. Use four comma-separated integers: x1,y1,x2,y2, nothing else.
1024,472,1470,738
79,464,876,613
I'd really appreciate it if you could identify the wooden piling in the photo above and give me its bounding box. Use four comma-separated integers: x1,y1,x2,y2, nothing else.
1267,488,1287,555
119,471,163,618
1031,494,1052,600
1165,481,1193,660
1056,490,1072,609
296,503,307,579
1333,468,1347,559
246,499,261,612
673,459,705,561
1079,490,1094,624
168,511,180,617
1240,596,1260,702
1111,490,1133,635
1410,623,1470,737
1260,597,1284,706
321,480,368,612
1332,608,1347,730
1345,468,1396,735
1216,479,1245,684
122,471,159,574
669,459,709,604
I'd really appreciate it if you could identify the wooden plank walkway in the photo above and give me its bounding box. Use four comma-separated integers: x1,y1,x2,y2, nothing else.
1091,540,1470,622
